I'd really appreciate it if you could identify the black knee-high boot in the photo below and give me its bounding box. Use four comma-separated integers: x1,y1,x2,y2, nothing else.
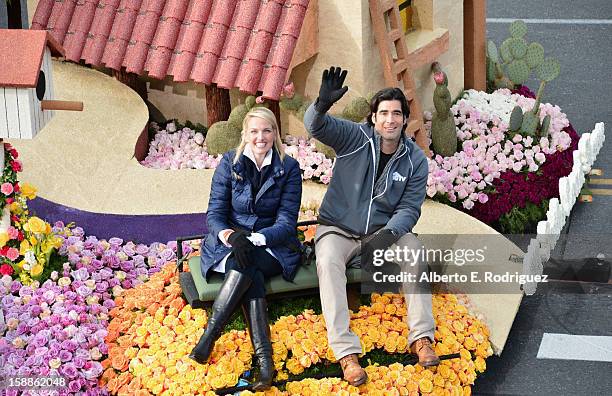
243,298,274,390
189,270,252,364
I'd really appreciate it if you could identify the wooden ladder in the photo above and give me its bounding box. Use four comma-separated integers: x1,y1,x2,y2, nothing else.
368,0,430,156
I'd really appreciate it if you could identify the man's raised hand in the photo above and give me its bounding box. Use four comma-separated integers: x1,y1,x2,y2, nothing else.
315,66,349,113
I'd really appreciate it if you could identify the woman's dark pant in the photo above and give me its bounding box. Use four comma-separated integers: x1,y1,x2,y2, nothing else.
225,247,283,300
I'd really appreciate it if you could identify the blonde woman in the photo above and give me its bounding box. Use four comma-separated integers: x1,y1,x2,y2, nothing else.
189,107,302,390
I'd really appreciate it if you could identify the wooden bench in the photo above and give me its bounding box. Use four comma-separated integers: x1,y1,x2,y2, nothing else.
177,221,363,309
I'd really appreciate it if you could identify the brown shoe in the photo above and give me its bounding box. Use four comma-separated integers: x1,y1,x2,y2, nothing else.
410,337,440,367
339,354,367,386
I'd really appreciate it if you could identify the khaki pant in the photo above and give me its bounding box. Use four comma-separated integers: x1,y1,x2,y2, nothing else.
315,225,435,359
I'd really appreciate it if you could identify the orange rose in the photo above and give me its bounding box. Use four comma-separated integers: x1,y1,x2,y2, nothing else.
105,378,119,393
111,353,129,371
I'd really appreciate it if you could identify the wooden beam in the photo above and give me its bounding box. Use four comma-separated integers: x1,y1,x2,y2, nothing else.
205,84,231,126
407,30,450,70
464,0,487,91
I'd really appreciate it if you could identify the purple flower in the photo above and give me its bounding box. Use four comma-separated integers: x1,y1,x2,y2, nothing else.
60,363,78,379
59,350,73,362
76,286,92,298
68,379,82,393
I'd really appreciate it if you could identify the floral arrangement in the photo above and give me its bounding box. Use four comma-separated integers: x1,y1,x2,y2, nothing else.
297,202,319,243
284,136,334,185
140,124,336,185
0,146,63,284
0,142,22,214
101,271,491,395
426,87,577,231
140,122,222,170
0,223,194,395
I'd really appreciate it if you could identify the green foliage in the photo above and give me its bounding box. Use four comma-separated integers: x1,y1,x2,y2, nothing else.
341,97,370,122
486,20,558,92
509,106,524,132
539,114,551,138
509,20,528,38
520,111,539,136
497,200,549,234
314,140,336,159
245,96,257,110
431,73,457,157
227,104,249,129
205,121,241,155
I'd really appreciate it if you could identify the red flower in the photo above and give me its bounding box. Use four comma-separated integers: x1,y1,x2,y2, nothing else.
17,231,24,241
9,149,18,159
13,183,20,193
0,264,13,276
10,160,22,172
6,198,14,204
10,215,19,223
0,246,8,256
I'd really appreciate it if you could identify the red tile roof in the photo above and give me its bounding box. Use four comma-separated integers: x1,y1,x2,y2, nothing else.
0,29,65,88
31,0,310,100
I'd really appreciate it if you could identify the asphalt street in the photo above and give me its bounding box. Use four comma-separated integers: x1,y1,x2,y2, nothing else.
475,2,612,395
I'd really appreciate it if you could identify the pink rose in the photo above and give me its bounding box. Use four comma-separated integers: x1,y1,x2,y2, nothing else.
6,248,19,261
7,227,18,240
1,183,13,195
255,96,265,104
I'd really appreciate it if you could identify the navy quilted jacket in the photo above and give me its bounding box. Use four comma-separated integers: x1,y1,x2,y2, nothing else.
200,149,303,281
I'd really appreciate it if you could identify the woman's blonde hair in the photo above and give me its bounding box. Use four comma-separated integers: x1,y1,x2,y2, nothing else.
233,107,285,165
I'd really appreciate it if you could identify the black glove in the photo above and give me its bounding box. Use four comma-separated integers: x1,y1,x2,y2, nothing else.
315,66,349,113
361,229,400,273
228,230,255,269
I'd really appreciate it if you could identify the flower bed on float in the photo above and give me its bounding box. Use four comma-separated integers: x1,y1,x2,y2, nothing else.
140,86,577,233
426,86,578,232
0,176,491,395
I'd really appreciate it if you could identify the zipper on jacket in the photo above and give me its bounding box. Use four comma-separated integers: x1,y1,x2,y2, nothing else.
372,144,408,200
365,135,377,235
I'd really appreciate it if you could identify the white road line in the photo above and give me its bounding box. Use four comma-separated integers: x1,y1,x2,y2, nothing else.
487,18,612,25
537,333,612,362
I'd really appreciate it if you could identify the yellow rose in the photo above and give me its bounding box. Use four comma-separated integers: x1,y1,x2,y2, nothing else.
20,183,37,200
9,202,22,214
0,232,9,248
25,217,47,234
30,264,43,277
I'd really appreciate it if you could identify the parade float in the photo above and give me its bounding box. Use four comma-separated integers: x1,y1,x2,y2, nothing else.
0,0,605,395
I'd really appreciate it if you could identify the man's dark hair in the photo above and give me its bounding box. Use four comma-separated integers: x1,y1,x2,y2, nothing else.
366,88,410,132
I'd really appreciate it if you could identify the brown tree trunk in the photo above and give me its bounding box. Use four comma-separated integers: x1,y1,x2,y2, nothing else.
205,84,231,126
112,69,148,101
268,100,282,136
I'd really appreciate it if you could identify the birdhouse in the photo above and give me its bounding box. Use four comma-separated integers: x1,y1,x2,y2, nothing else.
0,28,72,139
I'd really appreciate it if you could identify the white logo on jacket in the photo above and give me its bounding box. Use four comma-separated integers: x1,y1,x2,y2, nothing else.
392,172,406,182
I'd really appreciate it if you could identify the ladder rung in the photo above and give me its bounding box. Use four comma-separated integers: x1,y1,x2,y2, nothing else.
406,119,421,134
388,28,402,42
378,0,397,13
393,59,409,74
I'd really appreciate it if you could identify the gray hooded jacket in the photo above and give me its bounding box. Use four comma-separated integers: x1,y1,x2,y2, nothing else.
303,103,428,237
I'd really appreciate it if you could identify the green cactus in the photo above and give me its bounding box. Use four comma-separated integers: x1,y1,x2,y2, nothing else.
205,121,242,155
487,40,499,63
539,115,551,138
431,73,457,157
536,57,561,82
341,97,370,122
227,104,249,129
509,20,528,38
245,95,257,109
315,140,336,159
507,59,530,85
520,112,539,136
508,37,528,59
500,38,514,63
525,42,544,68
509,106,524,132
486,20,556,92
